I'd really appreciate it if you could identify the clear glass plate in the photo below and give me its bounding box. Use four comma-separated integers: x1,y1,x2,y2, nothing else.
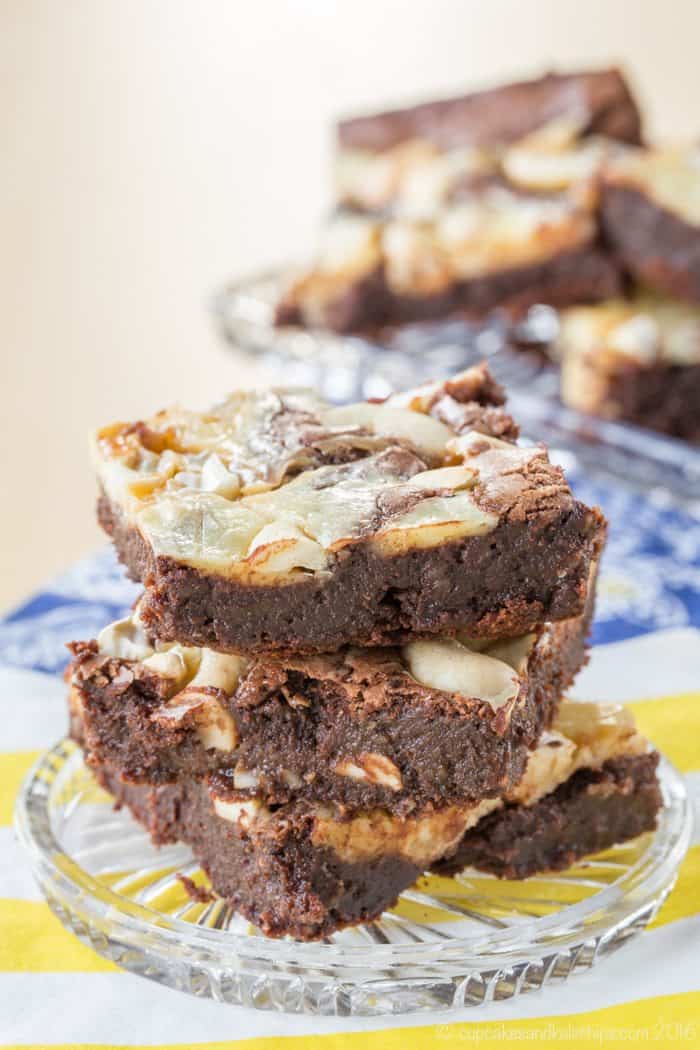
214,270,700,510
16,740,691,1016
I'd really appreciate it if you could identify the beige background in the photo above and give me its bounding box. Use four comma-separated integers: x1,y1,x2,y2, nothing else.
2,0,700,611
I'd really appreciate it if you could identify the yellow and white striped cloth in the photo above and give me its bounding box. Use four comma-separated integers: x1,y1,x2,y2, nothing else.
2,628,699,1048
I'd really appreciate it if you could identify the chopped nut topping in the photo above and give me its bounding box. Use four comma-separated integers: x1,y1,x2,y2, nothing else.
212,797,268,830
154,688,239,753
232,766,260,790
145,647,244,752
246,522,329,575
97,616,153,662
334,753,403,791
403,638,520,710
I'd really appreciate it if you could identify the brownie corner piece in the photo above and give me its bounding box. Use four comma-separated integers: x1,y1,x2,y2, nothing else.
92,764,495,940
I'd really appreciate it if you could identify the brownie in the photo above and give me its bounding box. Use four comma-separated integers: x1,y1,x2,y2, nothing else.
93,763,504,940
335,72,640,217
276,232,621,333
601,147,700,303
93,365,605,654
81,699,658,940
435,752,661,879
68,591,593,814
337,69,642,154
557,296,700,442
275,68,642,332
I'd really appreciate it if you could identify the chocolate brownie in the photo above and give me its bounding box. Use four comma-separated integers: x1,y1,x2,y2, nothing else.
93,764,496,940
337,69,641,155
93,365,605,654
436,752,661,879
556,296,700,442
68,588,593,813
275,223,620,332
335,71,640,214
601,147,700,303
81,699,658,940
276,69,640,332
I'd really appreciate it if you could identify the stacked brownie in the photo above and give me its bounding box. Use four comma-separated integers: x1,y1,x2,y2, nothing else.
276,69,640,332
273,67,700,441
69,364,661,939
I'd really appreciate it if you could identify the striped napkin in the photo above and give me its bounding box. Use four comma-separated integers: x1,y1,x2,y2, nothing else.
1,474,699,1047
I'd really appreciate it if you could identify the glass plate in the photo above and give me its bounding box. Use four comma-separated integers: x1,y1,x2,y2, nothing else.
214,270,700,510
16,740,691,1016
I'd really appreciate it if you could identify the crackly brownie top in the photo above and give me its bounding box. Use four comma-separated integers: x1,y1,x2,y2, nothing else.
604,145,700,226
92,365,579,582
557,295,700,369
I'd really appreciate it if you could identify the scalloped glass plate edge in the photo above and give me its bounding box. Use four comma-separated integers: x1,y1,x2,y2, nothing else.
15,740,691,1016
